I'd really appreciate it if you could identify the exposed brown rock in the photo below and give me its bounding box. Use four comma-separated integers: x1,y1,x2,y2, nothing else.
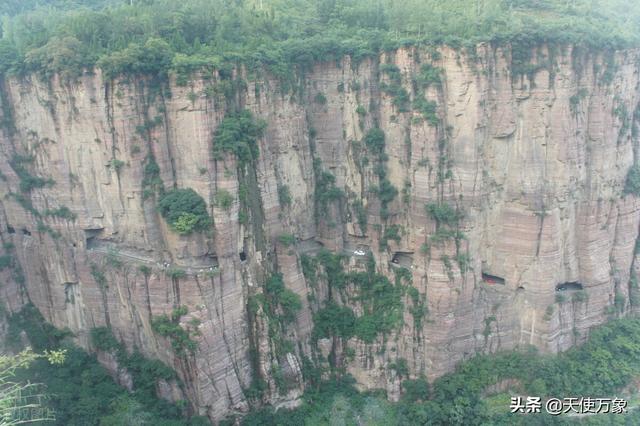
0,44,639,421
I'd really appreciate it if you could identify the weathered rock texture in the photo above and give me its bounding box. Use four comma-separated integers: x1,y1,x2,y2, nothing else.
1,44,640,421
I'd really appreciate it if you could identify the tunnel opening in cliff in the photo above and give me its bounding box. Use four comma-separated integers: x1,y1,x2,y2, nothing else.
299,238,324,255
84,228,105,248
482,272,505,285
556,282,583,292
7,225,15,234
391,252,414,268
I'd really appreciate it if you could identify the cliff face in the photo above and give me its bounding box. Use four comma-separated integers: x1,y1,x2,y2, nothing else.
1,44,639,420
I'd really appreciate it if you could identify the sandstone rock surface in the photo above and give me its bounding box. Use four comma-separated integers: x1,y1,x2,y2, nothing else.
0,45,639,421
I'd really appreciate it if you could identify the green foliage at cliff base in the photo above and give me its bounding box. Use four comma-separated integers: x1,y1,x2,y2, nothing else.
237,316,640,425
7,304,208,426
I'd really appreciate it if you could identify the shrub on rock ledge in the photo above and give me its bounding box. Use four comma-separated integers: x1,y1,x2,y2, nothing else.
158,188,211,234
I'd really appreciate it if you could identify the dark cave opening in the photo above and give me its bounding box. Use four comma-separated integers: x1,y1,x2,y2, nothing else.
482,272,505,285
391,252,414,268
556,282,583,292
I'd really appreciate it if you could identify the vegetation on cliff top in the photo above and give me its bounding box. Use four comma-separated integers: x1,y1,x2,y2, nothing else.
1,0,639,79
0,0,115,16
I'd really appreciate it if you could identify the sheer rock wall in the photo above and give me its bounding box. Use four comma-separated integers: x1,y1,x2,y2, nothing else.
0,44,639,420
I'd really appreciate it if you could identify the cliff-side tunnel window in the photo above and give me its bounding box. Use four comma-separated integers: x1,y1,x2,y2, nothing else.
239,251,247,262
21,228,31,236
556,282,583,292
86,236,97,249
299,238,324,255
84,228,104,248
391,252,414,268
7,226,15,234
482,272,505,285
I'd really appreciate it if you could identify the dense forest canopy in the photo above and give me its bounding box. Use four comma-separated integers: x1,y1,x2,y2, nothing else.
0,0,119,17
0,0,639,79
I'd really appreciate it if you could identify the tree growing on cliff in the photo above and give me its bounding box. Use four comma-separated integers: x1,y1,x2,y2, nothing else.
624,164,640,196
214,189,234,211
312,301,356,340
364,128,385,156
263,273,302,325
213,110,266,168
425,202,463,228
152,306,201,356
157,188,212,235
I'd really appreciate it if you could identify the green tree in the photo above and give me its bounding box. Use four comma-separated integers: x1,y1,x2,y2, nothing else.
213,110,266,167
173,212,200,234
214,189,234,211
312,302,356,340
263,273,302,324
157,188,211,234
24,36,86,78
98,38,173,79
625,164,640,195
98,396,152,426
3,0,635,87
0,349,66,425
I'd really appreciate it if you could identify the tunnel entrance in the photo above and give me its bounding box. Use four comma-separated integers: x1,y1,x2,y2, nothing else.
239,251,247,262
556,282,583,292
482,272,505,285
391,252,414,268
299,238,324,255
86,236,96,249
84,228,104,248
